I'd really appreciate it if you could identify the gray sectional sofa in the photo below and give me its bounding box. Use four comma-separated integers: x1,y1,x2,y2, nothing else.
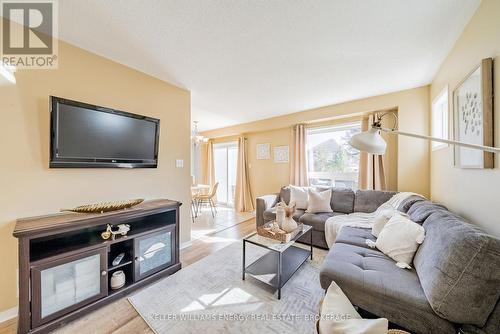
256,186,500,334
256,186,398,248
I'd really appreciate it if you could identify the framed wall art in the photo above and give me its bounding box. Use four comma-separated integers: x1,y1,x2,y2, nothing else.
256,143,271,160
274,145,289,163
453,58,494,169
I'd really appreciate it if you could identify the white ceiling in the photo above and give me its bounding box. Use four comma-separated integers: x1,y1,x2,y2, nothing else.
56,0,480,131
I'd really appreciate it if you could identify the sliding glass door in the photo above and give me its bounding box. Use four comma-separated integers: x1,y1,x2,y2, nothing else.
214,142,238,206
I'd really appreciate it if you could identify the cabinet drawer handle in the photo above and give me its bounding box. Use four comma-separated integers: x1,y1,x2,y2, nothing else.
101,270,107,276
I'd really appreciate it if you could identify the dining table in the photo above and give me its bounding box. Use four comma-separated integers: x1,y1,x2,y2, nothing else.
191,184,210,195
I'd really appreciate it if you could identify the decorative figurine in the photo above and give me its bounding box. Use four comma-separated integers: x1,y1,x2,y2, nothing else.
100,224,131,240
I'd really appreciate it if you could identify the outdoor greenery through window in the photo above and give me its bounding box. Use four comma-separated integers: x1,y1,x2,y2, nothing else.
306,122,361,190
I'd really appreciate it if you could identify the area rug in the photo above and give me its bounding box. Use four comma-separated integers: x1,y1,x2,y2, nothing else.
129,241,327,334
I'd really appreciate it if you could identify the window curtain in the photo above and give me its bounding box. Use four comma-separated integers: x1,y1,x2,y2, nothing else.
235,137,254,212
290,124,309,186
201,140,217,199
358,114,387,190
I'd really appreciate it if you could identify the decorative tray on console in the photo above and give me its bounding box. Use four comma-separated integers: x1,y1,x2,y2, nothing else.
257,221,303,243
61,198,144,214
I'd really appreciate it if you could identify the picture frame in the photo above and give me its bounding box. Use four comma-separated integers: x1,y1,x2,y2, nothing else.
453,58,494,169
256,143,271,160
274,145,289,163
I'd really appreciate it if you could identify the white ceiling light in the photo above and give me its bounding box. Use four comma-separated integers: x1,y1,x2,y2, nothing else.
192,121,208,145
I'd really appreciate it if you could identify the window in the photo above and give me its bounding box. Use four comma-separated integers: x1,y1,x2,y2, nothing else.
432,87,449,150
306,122,361,190
214,142,238,206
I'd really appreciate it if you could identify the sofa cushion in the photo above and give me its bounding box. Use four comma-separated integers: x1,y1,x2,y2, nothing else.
375,214,425,268
331,188,355,214
481,297,500,334
334,227,376,249
279,186,291,204
289,185,310,209
299,212,343,232
371,207,395,237
305,188,333,213
298,229,329,249
414,210,500,326
407,200,447,225
354,190,396,213
263,207,305,223
319,243,456,334
397,195,425,213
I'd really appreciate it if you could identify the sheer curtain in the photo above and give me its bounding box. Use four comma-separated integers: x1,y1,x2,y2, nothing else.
358,114,387,190
235,137,254,212
290,124,309,186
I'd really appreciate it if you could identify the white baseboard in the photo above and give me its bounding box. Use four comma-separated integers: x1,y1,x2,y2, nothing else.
180,240,193,249
0,306,18,323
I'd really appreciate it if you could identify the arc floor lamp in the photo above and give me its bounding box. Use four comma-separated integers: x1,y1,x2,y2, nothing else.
349,112,500,155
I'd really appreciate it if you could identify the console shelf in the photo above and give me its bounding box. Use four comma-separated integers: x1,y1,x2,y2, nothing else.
108,259,133,271
13,199,182,334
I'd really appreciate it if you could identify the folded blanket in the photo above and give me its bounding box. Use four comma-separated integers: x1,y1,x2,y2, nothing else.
324,192,420,248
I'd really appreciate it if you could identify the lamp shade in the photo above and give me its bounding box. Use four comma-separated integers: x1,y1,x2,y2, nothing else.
349,128,387,155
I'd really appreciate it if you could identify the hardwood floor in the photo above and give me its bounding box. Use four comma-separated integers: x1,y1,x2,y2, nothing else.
191,205,255,240
0,319,17,334
0,218,256,334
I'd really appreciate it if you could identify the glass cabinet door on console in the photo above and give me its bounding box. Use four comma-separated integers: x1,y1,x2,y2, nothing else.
31,247,108,327
134,225,176,281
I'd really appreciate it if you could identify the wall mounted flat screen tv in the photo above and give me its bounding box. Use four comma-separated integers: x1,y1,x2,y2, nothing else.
50,96,160,168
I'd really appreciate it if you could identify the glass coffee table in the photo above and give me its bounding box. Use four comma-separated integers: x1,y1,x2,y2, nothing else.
242,224,313,299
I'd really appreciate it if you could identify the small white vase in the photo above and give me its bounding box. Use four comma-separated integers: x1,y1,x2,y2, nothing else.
282,217,298,233
276,206,285,227
110,270,126,290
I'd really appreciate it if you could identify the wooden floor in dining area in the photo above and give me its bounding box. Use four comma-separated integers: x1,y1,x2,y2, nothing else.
191,205,255,239
0,218,256,334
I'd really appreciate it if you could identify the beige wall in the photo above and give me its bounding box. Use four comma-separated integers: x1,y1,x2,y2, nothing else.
246,127,292,198
0,39,192,313
430,0,500,237
203,86,429,199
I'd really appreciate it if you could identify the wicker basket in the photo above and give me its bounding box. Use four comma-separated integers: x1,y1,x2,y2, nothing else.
257,222,303,243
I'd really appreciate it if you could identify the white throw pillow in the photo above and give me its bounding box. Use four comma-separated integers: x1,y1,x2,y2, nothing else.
374,214,425,269
371,207,395,237
306,189,333,213
289,185,309,210
318,281,388,334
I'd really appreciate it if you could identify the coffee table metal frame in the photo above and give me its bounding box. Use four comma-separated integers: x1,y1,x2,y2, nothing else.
242,224,313,299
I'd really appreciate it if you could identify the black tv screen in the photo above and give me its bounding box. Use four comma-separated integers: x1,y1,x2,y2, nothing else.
50,96,160,168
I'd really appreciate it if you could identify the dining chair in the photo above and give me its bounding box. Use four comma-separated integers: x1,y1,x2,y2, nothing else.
194,182,219,218
190,188,199,222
